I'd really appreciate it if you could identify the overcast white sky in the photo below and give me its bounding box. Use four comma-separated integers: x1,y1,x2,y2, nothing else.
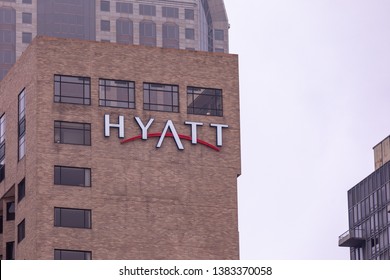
224,0,390,259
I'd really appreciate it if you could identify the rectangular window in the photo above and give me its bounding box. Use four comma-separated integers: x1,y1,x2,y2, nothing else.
185,9,194,20
101,20,110,31
215,48,224,53
116,2,132,14
100,0,110,12
214,29,224,41
139,4,156,16
0,113,5,183
18,89,26,160
0,215,3,233
22,12,32,24
54,121,91,146
54,249,92,260
143,83,179,113
54,207,91,229
99,79,135,108
22,32,32,43
185,28,195,40
6,201,15,220
18,178,25,203
22,0,32,3
54,75,91,105
187,87,223,116
54,166,91,187
162,7,179,18
17,219,25,243
6,241,14,260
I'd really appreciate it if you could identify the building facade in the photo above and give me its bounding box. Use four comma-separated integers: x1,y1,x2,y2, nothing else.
0,0,230,80
0,36,240,260
339,137,390,260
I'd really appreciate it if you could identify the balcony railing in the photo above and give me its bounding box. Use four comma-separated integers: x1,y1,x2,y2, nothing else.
339,229,365,247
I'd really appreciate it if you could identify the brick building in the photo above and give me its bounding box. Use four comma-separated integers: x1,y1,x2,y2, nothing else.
0,36,240,259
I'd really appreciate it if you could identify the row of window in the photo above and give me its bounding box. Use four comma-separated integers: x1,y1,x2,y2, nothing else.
55,75,223,116
100,1,195,21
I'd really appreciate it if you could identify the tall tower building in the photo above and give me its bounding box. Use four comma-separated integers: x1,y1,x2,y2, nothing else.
0,0,240,260
0,0,230,80
339,137,390,260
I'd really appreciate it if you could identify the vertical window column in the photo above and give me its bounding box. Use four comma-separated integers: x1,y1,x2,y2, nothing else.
18,89,26,160
0,113,5,182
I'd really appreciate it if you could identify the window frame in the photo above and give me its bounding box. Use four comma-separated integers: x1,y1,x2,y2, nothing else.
54,249,92,260
18,178,25,203
187,86,223,117
139,4,156,16
54,165,91,187
99,78,135,108
18,89,26,161
6,241,14,260
116,2,132,14
54,121,91,146
100,0,110,12
143,82,179,113
6,201,15,221
54,207,91,229
17,219,25,243
54,74,91,105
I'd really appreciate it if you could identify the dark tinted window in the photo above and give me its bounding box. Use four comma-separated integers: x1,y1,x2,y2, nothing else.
54,75,91,105
144,83,179,113
139,20,156,47
18,89,26,160
139,4,156,16
187,87,223,116
162,7,178,18
54,121,91,145
185,9,194,20
54,249,92,260
22,12,32,24
162,23,179,49
54,166,91,187
116,2,132,13
17,219,25,243
116,18,133,44
6,201,15,220
54,207,91,229
18,178,25,202
185,28,194,40
100,0,110,11
99,79,135,108
0,215,3,233
6,241,14,260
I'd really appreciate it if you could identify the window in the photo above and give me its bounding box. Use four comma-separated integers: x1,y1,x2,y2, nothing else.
215,48,224,53
0,113,5,183
6,242,14,260
54,249,91,260
54,166,91,187
0,215,3,233
116,2,132,14
162,7,179,18
185,28,195,40
54,207,91,229
214,29,224,41
22,12,32,24
18,178,25,203
22,32,32,43
100,0,110,12
17,219,25,243
18,89,26,160
143,83,179,113
54,75,91,105
101,20,110,31
139,20,156,47
139,4,156,16
187,87,223,116
23,0,32,3
116,18,133,45
162,23,179,49
6,201,15,220
54,121,91,146
185,9,194,20
99,79,135,108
